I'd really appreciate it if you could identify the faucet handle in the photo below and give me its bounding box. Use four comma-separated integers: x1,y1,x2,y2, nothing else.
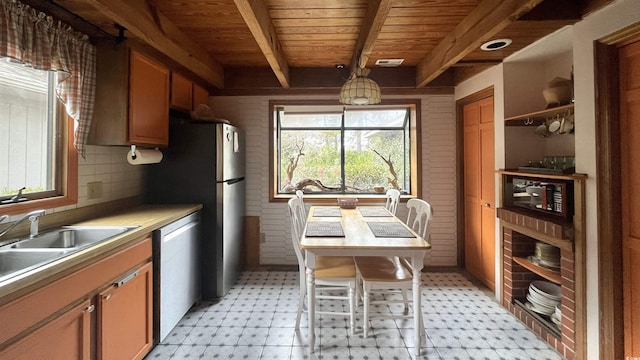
28,210,46,238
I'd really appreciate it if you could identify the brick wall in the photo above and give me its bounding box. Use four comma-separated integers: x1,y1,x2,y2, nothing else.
211,94,457,266
501,213,577,360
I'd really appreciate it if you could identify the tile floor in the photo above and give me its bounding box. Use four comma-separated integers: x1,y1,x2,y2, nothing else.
144,271,564,360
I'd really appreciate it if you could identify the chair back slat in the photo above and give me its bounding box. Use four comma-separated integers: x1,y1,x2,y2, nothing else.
406,198,433,240
385,188,401,215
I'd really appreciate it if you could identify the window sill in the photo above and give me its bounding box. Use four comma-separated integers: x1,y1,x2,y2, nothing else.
0,194,77,216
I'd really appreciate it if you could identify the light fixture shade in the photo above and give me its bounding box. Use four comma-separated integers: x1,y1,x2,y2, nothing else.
339,74,381,105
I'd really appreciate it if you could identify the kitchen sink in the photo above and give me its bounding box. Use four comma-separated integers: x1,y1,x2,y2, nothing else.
0,225,138,284
0,249,73,282
8,226,138,250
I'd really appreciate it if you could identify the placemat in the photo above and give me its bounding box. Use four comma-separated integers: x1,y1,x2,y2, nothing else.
367,222,416,238
313,208,342,217
305,222,345,237
359,207,392,217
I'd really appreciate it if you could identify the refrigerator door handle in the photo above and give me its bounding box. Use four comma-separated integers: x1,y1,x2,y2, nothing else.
220,177,245,185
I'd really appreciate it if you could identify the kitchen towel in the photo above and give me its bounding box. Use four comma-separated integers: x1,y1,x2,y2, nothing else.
127,148,163,165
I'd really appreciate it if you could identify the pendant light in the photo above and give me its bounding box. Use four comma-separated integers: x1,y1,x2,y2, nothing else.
339,67,381,105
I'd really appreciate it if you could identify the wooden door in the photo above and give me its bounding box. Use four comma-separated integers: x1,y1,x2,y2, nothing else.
129,51,169,146
463,96,495,290
1,299,93,360
620,39,640,357
98,262,153,360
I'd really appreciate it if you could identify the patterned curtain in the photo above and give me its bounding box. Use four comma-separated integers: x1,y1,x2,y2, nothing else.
0,0,96,157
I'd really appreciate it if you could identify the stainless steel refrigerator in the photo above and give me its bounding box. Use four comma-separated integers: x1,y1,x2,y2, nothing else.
146,120,245,299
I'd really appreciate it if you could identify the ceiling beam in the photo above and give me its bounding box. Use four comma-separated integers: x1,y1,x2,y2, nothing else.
83,0,224,88
415,0,544,88
233,0,290,88
350,0,393,73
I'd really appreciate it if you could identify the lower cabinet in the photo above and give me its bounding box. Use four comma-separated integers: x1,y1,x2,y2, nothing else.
0,237,153,360
98,262,153,360
1,299,93,360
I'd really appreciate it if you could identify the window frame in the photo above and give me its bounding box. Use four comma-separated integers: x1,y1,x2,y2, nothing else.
269,99,421,203
0,106,78,215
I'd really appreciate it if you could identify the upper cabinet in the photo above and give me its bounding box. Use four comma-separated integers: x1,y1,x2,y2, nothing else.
89,42,169,146
170,72,193,111
192,82,209,109
170,71,210,112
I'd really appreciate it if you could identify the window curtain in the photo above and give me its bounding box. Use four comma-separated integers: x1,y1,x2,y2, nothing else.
0,0,96,157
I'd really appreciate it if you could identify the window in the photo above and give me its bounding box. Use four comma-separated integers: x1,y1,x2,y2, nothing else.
0,59,76,212
272,101,420,199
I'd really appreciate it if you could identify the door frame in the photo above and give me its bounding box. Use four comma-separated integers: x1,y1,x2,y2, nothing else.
595,23,640,360
455,86,494,268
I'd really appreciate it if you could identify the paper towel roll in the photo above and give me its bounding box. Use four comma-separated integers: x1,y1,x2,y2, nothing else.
127,148,163,165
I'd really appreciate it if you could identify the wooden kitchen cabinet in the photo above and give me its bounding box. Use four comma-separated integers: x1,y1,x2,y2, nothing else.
170,72,209,111
192,82,209,109
170,72,193,111
1,299,93,360
89,41,169,146
98,262,153,360
0,237,153,360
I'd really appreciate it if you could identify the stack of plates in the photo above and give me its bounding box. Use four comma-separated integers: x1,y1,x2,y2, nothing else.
527,242,560,270
525,280,562,316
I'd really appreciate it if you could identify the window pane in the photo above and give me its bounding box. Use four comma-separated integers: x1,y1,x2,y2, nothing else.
0,59,56,198
280,111,342,128
344,130,405,192
280,130,341,192
344,109,406,128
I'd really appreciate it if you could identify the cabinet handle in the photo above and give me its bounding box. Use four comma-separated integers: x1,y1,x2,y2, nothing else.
483,203,491,208
85,304,95,313
114,271,138,287
103,294,112,301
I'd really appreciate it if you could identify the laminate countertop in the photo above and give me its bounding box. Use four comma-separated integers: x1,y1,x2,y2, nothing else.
0,204,202,305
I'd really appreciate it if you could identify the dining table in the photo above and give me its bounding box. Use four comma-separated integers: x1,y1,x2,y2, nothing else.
299,205,431,356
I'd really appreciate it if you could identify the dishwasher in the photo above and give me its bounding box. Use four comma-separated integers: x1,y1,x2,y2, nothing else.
153,211,200,343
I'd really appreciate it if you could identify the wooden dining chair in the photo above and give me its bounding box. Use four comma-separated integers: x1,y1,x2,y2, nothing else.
354,198,432,340
295,190,307,219
384,188,401,215
287,197,357,335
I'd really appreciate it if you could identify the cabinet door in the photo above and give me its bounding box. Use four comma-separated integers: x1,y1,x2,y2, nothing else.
192,83,209,109
98,262,153,360
170,72,193,111
1,299,93,360
129,51,169,146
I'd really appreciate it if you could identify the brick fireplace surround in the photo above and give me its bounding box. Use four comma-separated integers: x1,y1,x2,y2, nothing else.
499,208,579,360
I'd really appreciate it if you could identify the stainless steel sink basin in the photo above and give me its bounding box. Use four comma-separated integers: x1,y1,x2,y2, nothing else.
9,226,138,249
0,225,138,284
0,249,73,282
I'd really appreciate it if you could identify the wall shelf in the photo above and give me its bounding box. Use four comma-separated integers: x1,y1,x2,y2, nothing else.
513,256,561,284
504,104,574,126
497,169,586,181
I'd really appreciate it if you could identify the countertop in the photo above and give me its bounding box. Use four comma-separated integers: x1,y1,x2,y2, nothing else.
0,204,202,304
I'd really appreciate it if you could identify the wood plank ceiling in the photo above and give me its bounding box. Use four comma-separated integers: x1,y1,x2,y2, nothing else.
41,0,612,93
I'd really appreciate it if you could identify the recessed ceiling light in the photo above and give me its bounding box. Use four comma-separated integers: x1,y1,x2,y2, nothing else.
480,39,512,51
375,59,404,67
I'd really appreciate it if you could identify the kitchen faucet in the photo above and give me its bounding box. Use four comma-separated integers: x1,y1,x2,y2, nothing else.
0,209,47,239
